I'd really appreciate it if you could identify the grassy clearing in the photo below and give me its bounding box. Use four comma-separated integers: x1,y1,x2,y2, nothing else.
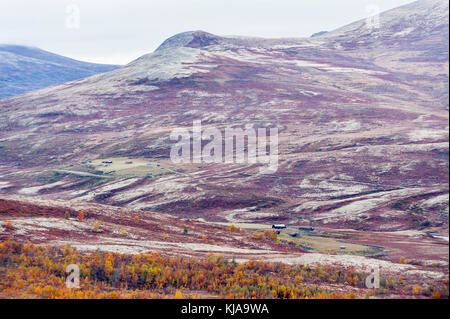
63,157,170,178
278,232,383,257
215,222,383,257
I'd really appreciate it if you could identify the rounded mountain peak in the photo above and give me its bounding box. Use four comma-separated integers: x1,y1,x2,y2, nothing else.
155,31,221,51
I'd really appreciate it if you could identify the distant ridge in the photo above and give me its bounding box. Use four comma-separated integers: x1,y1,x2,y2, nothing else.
0,45,120,98
310,31,328,37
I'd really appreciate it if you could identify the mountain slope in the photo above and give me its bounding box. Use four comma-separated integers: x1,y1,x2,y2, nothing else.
0,45,120,98
0,0,448,231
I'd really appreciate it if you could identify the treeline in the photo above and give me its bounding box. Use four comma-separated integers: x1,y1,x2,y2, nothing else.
0,240,447,299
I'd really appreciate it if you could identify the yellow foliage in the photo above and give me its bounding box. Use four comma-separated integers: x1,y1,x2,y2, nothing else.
174,290,183,299
1,240,446,300
432,290,441,299
263,230,277,241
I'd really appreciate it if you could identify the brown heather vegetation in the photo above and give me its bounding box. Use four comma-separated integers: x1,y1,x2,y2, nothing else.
0,240,448,299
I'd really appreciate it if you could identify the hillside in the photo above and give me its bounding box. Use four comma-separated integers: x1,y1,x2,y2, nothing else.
0,0,448,299
0,0,447,231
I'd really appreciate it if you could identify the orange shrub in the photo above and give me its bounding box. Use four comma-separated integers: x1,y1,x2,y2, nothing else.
432,290,441,299
263,230,277,241
4,220,13,230
253,232,263,240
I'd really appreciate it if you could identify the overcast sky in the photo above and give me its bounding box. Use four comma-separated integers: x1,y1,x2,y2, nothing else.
0,0,414,65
